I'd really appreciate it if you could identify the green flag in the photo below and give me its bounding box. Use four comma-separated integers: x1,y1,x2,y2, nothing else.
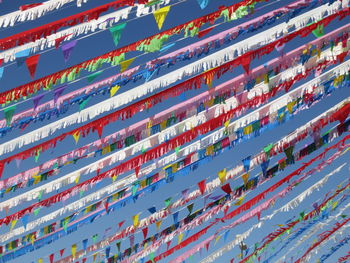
109,23,127,46
4,105,16,126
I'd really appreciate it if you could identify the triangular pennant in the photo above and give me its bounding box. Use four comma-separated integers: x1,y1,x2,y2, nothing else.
120,57,135,72
132,214,139,228
241,55,251,75
104,201,109,213
34,207,41,216
155,220,162,230
187,203,194,215
49,254,54,263
4,105,16,127
242,156,251,173
61,40,78,63
221,183,232,195
32,93,44,111
235,196,245,205
173,211,179,224
53,85,66,104
15,49,30,67
71,244,77,259
10,219,17,230
178,233,184,244
164,197,172,208
21,214,29,229
198,25,214,38
72,131,80,144
153,6,170,30
105,246,111,258
142,227,148,239
82,239,88,251
218,168,227,184
196,0,209,9
312,24,324,38
25,54,40,79
242,173,250,186
148,206,156,214
116,242,121,252
38,258,43,263
110,85,120,97
118,220,125,229
198,179,206,195
261,160,270,177
59,249,65,257
79,97,90,111
55,34,70,49
109,23,127,46
87,70,103,83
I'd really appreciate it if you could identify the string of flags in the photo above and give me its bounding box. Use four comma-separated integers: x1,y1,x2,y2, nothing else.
0,0,349,262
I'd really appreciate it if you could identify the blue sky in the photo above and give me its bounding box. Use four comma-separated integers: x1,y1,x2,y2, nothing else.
0,0,349,262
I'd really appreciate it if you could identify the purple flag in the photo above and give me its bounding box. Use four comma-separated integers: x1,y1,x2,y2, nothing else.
61,40,77,63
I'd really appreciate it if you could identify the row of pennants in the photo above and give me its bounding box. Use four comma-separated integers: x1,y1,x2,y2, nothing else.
0,0,213,80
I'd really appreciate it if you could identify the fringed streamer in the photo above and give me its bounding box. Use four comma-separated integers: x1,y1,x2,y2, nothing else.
0,0,336,133
201,175,350,263
1,58,347,221
0,40,348,206
3,109,349,257
0,1,346,106
294,218,350,263
0,11,348,168
18,106,348,262
131,146,350,263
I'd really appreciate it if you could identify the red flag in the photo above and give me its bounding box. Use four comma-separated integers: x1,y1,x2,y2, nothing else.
205,242,210,251
198,26,215,38
59,249,65,257
118,220,125,229
221,183,232,195
25,54,40,79
142,227,148,239
104,201,109,213
55,35,71,49
49,254,54,263
241,55,251,75
82,258,87,263
198,180,206,195
166,240,172,250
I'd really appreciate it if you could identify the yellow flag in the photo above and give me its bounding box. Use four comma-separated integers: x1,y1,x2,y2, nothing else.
218,169,227,184
178,233,184,244
10,219,17,230
110,85,120,97
38,258,43,263
224,119,230,128
155,220,162,230
71,244,77,259
214,235,221,245
112,175,118,182
120,57,135,72
33,174,41,185
72,131,80,144
287,101,296,114
75,175,80,184
235,196,245,206
242,173,250,186
153,6,171,30
132,214,139,228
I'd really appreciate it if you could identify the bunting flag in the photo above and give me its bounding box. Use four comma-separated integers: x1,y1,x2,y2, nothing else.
2,1,350,263
196,0,209,9
153,6,171,30
120,57,135,72
25,54,40,79
110,85,120,97
61,40,77,63
4,105,16,127
15,49,31,67
109,23,127,46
